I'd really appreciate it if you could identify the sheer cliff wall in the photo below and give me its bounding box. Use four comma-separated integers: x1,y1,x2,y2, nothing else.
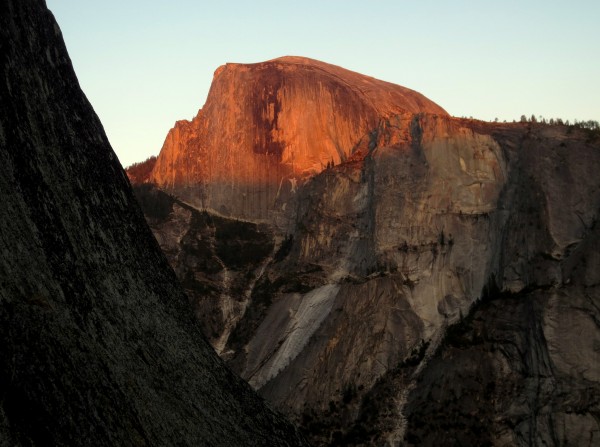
137,53,599,445
150,56,448,220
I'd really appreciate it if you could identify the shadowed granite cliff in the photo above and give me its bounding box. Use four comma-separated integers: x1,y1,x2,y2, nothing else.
0,1,307,445
223,116,599,445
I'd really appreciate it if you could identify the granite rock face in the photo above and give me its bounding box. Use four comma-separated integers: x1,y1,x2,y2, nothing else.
143,110,600,444
132,184,275,355
230,117,600,445
0,1,307,445
403,283,600,446
150,56,448,220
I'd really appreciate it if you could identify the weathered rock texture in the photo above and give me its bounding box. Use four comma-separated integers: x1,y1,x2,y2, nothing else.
150,56,448,219
403,284,600,446
133,184,275,354
0,1,307,445
231,118,600,445
144,109,600,444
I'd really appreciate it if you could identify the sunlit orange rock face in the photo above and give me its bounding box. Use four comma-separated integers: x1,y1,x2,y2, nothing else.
150,56,447,219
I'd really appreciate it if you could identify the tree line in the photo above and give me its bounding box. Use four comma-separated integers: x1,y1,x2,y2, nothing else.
461,114,599,130
125,155,157,184
518,114,599,130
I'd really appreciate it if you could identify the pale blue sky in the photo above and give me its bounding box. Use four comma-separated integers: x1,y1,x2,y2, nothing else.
46,0,600,167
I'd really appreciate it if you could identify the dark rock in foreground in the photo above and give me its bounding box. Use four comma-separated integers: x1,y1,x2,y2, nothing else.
0,1,307,445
